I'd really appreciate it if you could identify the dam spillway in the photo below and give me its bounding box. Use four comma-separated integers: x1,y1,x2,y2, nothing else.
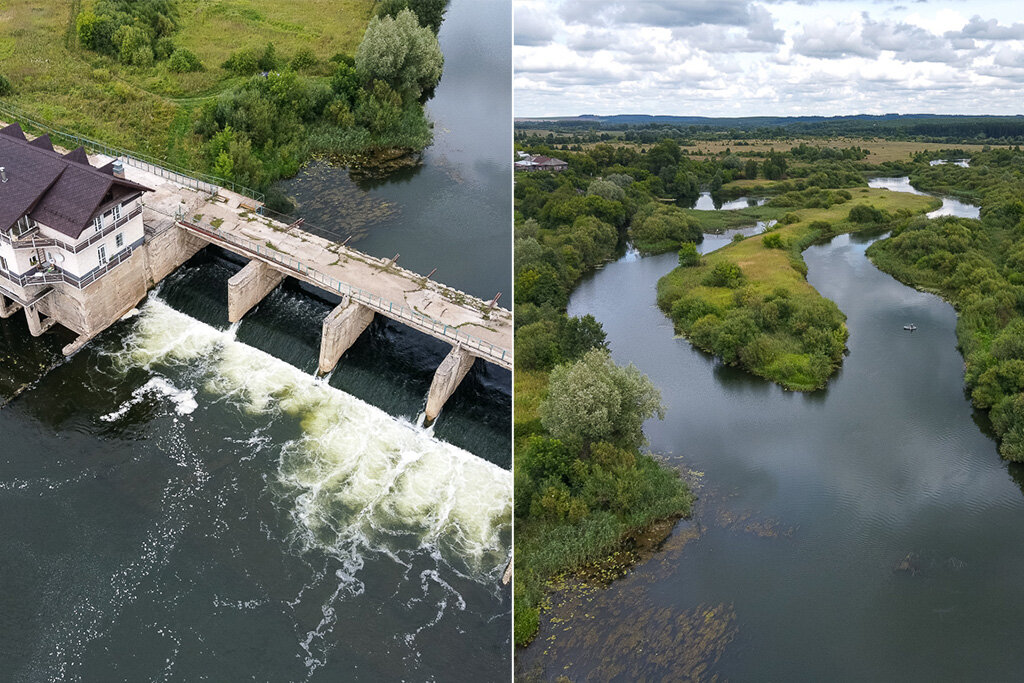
0,122,512,421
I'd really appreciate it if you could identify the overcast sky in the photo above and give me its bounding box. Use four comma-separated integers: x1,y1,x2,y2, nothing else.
514,0,1024,117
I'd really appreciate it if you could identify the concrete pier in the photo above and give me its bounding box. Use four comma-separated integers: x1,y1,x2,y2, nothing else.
24,304,55,337
318,296,375,374
227,260,285,323
0,293,21,319
425,345,476,424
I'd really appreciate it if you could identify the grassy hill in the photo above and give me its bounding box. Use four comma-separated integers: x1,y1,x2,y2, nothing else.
0,0,372,168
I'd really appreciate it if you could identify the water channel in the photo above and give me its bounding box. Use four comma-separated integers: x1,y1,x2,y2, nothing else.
0,1,512,680
521,179,1024,680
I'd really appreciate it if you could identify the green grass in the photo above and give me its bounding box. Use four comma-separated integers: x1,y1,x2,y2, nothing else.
657,189,940,390
681,205,783,233
0,0,372,167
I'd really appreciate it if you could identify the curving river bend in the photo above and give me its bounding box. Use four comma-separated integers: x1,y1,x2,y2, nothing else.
520,178,1024,680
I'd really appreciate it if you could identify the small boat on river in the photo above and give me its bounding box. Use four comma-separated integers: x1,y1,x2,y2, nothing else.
904,323,917,331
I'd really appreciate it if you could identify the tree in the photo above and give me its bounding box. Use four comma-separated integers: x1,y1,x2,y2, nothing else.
587,178,625,202
375,0,450,33
0,74,13,96
744,159,758,179
540,349,664,453
355,8,443,104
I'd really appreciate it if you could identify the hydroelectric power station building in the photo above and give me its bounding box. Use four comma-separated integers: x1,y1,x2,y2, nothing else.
0,123,186,353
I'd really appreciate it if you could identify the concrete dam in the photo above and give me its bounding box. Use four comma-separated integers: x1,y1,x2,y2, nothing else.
0,121,512,422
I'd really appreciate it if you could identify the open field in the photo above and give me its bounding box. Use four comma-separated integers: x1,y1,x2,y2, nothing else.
0,0,372,165
519,132,1007,164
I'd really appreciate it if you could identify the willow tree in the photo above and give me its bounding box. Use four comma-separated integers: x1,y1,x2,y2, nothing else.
540,349,664,453
355,8,443,104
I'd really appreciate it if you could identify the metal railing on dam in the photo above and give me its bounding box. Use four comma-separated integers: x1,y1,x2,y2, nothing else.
0,101,265,207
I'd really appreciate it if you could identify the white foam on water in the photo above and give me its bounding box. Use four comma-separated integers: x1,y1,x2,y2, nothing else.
115,299,512,584
101,377,197,421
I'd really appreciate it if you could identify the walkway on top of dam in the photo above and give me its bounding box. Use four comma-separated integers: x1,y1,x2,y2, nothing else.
119,155,512,370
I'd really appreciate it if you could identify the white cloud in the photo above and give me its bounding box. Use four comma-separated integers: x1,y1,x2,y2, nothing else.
514,0,1024,116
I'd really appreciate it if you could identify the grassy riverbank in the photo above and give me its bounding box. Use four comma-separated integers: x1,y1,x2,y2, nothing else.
657,188,939,390
0,0,445,203
513,141,701,648
513,367,693,647
0,0,370,159
866,147,1024,461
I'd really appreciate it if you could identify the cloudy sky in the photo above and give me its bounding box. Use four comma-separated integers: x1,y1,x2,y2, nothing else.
514,0,1024,117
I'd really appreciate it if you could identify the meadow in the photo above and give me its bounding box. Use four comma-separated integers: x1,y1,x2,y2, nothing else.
0,0,372,167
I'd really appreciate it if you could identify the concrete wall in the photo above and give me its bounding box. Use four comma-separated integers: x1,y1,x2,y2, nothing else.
318,297,375,374
425,345,476,423
227,259,285,323
142,224,208,287
35,248,149,337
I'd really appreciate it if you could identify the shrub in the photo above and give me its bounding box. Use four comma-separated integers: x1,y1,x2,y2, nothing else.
222,48,259,75
678,242,700,267
257,43,279,72
703,261,744,288
849,204,886,224
154,36,176,61
168,48,203,73
291,48,318,72
0,74,13,96
762,232,785,249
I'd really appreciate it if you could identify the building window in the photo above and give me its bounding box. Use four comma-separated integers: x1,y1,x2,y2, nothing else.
112,204,122,222
115,233,124,249
0,256,7,272
97,245,107,266
14,215,35,237
94,216,102,232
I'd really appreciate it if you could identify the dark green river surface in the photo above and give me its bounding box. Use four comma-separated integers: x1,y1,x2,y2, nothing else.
521,183,1024,680
0,1,512,680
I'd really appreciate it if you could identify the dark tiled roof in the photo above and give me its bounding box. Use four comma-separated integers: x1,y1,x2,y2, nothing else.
63,147,91,165
0,123,152,239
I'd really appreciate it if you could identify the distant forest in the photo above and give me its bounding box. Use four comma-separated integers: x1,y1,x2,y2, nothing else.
515,114,1024,145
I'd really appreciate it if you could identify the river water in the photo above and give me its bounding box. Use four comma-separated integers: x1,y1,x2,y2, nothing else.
0,1,512,680
522,182,1024,680
275,0,512,302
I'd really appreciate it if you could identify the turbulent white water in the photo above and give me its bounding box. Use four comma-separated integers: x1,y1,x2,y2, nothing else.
106,298,512,585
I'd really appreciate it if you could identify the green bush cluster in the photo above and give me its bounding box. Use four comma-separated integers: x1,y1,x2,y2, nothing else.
76,0,177,67
168,48,203,73
192,13,443,192
0,74,13,96
702,261,744,287
770,186,853,209
678,242,700,267
630,202,702,253
849,203,889,224
514,351,691,646
666,285,848,390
